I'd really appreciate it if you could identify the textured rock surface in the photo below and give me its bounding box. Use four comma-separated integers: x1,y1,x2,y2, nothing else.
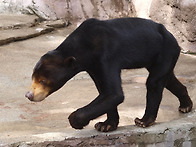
150,0,196,53
0,0,136,20
14,124,196,147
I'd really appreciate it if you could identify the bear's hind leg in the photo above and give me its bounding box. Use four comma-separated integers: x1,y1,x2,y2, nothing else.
135,59,172,128
166,72,193,113
135,73,165,128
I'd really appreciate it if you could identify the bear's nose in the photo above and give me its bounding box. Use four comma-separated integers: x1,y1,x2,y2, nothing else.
25,91,34,101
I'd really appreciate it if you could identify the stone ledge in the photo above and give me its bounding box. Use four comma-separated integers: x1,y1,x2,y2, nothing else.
10,118,196,147
0,14,68,46
0,27,54,46
0,14,39,30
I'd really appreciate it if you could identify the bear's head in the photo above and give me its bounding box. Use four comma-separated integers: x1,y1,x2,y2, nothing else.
25,51,77,102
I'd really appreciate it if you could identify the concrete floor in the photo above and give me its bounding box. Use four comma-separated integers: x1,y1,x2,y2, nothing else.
0,15,196,146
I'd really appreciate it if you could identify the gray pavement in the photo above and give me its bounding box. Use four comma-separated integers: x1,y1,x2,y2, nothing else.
0,14,196,146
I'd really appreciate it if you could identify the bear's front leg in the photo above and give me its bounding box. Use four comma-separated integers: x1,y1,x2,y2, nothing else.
68,94,123,132
68,67,124,132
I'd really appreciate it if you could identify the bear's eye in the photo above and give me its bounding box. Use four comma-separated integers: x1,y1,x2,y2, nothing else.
40,80,46,85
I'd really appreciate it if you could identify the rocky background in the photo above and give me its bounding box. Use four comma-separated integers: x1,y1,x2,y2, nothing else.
0,0,195,53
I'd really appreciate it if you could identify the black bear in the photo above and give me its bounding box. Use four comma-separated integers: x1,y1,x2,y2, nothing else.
25,18,193,132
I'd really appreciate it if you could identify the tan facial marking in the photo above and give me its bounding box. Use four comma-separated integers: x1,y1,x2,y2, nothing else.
30,78,50,102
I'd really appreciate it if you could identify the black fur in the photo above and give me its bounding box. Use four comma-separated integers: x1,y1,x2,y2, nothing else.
32,18,193,132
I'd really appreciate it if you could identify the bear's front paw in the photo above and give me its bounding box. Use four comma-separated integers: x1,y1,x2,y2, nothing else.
134,116,155,128
68,110,90,129
94,120,118,132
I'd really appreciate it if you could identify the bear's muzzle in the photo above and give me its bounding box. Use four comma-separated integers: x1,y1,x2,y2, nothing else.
25,79,50,102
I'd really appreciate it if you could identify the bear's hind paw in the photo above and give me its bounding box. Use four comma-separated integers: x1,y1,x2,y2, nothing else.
179,100,193,113
179,105,192,113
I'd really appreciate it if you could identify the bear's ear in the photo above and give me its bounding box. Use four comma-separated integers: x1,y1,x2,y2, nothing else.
64,56,76,68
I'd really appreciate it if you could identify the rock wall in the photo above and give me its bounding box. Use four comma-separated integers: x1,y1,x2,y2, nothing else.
0,0,195,52
0,0,136,20
150,0,196,53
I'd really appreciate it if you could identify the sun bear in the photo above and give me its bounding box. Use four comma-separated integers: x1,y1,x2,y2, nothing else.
25,18,193,132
